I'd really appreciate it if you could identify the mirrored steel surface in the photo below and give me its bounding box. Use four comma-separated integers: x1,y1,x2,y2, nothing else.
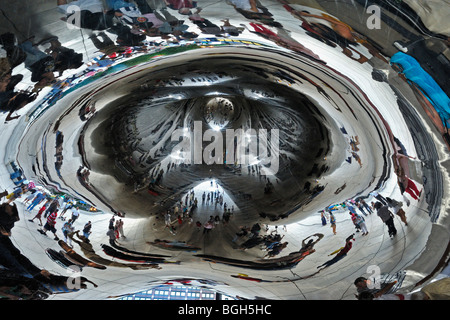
0,0,449,300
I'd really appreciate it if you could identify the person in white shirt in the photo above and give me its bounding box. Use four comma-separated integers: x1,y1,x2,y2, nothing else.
71,206,80,223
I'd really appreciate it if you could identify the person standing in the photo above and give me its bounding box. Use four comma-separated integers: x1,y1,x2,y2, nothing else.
351,213,368,236
83,221,92,240
106,228,117,246
23,191,36,205
386,197,408,226
117,219,125,238
203,219,214,234
350,212,361,233
59,201,73,220
360,199,372,214
44,199,59,218
164,211,171,228
320,210,327,226
61,219,74,247
109,215,115,230
356,201,368,216
38,209,59,240
114,220,120,239
329,211,337,235
374,202,397,237
346,201,358,215
26,191,46,212
70,206,80,224
370,191,388,205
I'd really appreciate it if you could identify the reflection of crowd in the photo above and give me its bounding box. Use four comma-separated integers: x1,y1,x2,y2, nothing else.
280,1,388,64
1,0,391,125
1,0,446,301
204,97,234,129
0,0,249,124
161,181,237,236
0,33,36,122
322,130,421,238
322,190,414,240
0,32,83,122
56,0,245,46
0,180,98,299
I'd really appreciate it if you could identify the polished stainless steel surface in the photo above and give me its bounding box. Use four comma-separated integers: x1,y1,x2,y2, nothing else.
0,0,449,300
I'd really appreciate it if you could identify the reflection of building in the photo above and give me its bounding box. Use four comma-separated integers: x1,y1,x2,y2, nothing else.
118,285,233,300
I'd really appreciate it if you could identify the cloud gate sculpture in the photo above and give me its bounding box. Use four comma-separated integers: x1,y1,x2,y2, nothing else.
0,0,449,301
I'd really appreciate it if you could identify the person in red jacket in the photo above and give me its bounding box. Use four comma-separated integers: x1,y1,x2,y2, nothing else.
28,201,49,226
316,234,355,272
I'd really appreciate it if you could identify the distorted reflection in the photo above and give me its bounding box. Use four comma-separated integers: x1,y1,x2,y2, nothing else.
0,0,449,300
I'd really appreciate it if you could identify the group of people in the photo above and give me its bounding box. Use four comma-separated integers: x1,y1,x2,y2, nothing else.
312,185,428,295
161,180,239,236
321,189,412,239
1,0,405,128
32,199,90,247
1,180,93,247
2,0,388,126
0,199,98,299
159,182,415,260
0,175,438,300
231,223,289,258
107,214,126,245
0,31,84,122
162,191,198,234
56,0,248,49
0,0,244,124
